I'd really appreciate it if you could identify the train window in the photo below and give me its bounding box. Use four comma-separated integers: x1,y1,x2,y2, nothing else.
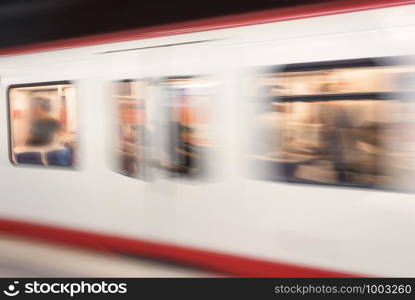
8,82,77,167
114,80,149,178
159,76,214,178
251,58,415,190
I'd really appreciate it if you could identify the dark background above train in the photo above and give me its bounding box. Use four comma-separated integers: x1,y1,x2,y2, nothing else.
0,0,323,48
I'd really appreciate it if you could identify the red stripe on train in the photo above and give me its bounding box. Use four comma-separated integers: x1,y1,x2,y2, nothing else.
0,218,361,277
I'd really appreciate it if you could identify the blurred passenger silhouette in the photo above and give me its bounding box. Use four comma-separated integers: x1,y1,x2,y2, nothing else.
26,97,61,147
24,97,72,166
330,106,353,182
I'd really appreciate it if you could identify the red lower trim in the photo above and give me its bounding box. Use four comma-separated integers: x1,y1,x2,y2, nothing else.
0,218,360,277
0,0,413,56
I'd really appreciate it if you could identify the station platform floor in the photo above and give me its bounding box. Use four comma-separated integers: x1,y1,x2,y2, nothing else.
0,233,218,277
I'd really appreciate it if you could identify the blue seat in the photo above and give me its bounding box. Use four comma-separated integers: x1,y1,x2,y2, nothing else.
47,148,73,167
16,152,42,165
64,144,74,160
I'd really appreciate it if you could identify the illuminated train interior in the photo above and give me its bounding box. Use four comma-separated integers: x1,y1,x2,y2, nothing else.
1,1,415,277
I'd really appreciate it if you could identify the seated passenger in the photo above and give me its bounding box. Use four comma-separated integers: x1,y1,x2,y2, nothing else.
26,97,61,147
24,97,73,166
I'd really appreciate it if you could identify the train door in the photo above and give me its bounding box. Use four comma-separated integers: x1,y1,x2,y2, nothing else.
103,44,180,240
136,46,181,241
153,39,239,250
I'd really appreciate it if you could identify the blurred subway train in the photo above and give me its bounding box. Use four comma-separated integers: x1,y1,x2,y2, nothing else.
1,0,415,277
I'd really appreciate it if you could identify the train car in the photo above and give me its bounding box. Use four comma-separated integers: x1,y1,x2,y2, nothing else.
1,0,415,277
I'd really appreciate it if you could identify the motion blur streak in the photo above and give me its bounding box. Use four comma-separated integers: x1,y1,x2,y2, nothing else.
1,0,415,278
251,59,415,191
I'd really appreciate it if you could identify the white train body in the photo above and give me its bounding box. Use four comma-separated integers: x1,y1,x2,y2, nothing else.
1,2,415,276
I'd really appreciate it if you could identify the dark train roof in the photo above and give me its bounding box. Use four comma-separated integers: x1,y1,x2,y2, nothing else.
0,0,411,55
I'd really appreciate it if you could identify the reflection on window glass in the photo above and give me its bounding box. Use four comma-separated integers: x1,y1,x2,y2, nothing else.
160,76,214,178
114,80,149,178
9,82,77,167
252,58,415,190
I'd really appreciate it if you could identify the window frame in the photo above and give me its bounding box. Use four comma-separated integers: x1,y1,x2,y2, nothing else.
7,80,76,169
112,78,152,180
157,74,214,180
253,56,412,192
